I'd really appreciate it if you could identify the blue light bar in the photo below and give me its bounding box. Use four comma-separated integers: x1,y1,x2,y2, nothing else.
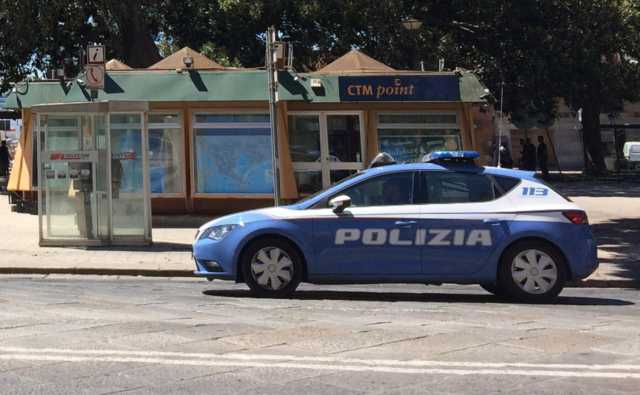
422,150,480,163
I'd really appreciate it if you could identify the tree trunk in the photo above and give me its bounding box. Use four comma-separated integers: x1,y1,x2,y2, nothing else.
581,102,607,174
113,4,162,68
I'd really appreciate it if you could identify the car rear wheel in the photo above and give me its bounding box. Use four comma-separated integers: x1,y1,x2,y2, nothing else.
240,238,303,298
498,240,567,302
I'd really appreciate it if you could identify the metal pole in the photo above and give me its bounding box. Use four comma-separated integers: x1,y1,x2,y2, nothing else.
497,80,504,168
576,108,587,172
266,26,281,206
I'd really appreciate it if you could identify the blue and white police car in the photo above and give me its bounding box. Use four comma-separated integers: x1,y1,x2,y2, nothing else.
193,151,597,302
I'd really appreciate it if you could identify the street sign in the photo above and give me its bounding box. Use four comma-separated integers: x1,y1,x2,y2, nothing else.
85,64,105,90
87,45,105,64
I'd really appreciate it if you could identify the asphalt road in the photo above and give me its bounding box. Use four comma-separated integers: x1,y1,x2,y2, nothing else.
1,276,639,394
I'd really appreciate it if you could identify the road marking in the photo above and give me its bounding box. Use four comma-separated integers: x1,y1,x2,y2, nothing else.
1,353,640,379
1,347,640,378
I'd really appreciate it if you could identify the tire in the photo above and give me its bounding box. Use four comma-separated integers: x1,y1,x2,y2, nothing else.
240,237,303,298
498,240,567,303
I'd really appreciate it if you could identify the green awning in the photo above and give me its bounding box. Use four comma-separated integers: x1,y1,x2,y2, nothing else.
65,70,270,102
3,81,68,109
5,69,490,109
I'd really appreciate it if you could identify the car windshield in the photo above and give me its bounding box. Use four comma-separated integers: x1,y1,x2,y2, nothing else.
294,171,365,205
631,145,640,153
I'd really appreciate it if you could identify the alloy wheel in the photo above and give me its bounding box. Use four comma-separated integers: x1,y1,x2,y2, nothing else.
511,249,559,295
250,247,294,291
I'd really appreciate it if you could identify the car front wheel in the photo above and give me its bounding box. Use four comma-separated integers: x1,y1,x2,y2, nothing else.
498,240,567,302
240,238,303,298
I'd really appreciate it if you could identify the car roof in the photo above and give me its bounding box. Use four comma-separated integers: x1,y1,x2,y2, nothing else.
363,162,537,180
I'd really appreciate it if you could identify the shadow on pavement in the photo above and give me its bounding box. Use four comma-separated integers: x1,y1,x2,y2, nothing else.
551,180,640,198
202,289,634,306
86,242,192,252
152,215,212,229
590,218,640,283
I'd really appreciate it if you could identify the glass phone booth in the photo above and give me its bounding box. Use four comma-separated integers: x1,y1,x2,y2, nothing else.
34,101,152,246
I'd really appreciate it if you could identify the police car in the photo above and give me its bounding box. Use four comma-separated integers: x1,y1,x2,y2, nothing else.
193,151,597,302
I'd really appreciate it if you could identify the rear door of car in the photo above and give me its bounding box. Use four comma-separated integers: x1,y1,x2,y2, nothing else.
416,170,516,276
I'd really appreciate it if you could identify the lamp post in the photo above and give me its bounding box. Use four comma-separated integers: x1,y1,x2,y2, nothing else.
401,17,423,70
497,81,505,168
402,17,423,30
266,26,281,206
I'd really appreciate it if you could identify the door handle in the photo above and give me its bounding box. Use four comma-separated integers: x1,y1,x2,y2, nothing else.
483,218,502,225
394,220,416,226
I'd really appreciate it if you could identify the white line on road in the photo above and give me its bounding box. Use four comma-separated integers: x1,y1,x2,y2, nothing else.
1,353,640,379
1,347,640,378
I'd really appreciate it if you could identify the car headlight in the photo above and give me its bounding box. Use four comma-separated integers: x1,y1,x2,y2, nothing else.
199,224,240,241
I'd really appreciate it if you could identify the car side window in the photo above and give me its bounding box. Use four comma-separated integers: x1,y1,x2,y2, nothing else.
419,171,495,204
329,172,415,207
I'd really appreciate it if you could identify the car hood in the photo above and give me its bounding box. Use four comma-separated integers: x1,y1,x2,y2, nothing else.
197,206,299,232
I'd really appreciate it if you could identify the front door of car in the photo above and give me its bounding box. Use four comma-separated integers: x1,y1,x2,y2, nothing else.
310,171,422,276
416,170,511,275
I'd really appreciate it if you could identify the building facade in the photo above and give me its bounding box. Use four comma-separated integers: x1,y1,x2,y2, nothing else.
5,48,492,215
499,100,640,172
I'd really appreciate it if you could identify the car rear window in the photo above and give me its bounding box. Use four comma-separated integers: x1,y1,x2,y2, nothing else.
418,171,495,204
492,175,521,197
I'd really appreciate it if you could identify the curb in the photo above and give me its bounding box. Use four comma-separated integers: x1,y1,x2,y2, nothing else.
569,279,640,289
0,268,195,278
0,268,638,288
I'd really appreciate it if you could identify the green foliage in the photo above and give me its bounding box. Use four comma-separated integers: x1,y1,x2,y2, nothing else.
2,0,639,170
0,0,164,91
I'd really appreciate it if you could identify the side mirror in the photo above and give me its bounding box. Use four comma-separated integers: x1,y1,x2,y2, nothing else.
329,195,351,214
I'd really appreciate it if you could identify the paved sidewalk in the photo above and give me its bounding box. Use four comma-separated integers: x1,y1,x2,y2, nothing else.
0,180,639,287
0,195,196,276
553,180,640,287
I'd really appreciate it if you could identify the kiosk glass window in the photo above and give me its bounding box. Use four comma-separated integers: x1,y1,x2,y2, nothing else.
39,115,85,239
289,115,320,162
289,113,365,196
110,113,145,237
377,113,461,162
148,113,184,195
44,116,81,151
38,114,108,241
193,113,273,194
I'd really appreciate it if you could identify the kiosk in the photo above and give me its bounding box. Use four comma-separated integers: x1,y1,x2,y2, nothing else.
34,101,151,246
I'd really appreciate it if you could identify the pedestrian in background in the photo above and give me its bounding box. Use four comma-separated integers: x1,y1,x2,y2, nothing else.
0,140,11,177
490,136,514,168
499,143,513,168
537,135,549,178
521,138,536,170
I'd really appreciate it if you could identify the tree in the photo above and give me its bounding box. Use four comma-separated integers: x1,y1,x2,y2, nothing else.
2,0,639,173
0,0,163,91
548,0,640,171
410,0,640,172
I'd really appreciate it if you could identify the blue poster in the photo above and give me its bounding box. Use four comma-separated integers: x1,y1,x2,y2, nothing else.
195,128,274,194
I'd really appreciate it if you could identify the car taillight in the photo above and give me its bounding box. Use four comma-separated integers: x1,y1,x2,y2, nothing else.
562,210,588,225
